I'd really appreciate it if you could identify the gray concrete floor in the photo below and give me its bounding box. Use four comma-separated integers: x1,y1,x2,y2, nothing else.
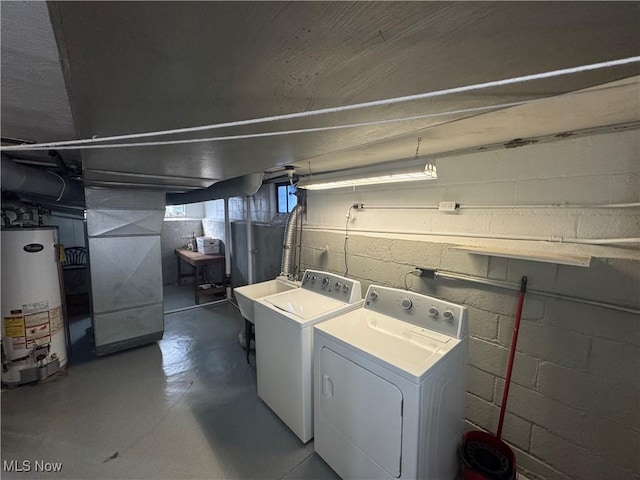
1,293,339,479
163,284,229,313
164,283,198,312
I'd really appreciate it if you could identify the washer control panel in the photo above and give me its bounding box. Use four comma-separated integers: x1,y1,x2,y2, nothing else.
301,269,362,304
365,285,468,339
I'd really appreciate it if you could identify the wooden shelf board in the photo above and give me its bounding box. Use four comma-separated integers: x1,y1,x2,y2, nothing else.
450,245,591,267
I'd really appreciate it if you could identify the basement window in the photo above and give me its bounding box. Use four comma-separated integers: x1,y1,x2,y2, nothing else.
165,205,186,218
277,184,298,213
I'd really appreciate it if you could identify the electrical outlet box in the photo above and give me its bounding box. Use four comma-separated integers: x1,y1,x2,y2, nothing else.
438,201,458,212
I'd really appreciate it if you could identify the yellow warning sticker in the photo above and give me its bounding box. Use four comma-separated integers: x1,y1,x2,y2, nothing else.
4,315,25,337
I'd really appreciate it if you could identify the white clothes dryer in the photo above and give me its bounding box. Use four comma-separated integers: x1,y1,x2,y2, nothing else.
314,285,468,480
254,269,363,443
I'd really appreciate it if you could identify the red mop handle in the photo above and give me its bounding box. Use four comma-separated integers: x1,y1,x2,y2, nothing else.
496,275,527,440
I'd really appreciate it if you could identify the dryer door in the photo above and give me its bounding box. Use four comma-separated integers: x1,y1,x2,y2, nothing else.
319,347,403,477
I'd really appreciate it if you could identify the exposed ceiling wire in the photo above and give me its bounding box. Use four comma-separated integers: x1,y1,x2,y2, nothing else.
0,101,533,151
1,56,638,152
4,81,637,153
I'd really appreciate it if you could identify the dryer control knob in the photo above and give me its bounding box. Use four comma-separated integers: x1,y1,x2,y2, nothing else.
428,307,439,318
342,283,350,292
443,310,454,322
335,281,341,289
322,277,330,287
369,290,378,300
311,275,317,283
400,298,413,310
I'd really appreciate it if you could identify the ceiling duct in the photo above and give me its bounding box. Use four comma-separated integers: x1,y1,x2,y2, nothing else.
1,154,84,207
166,172,264,205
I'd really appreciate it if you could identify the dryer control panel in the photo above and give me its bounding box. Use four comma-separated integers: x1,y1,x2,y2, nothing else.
301,270,362,304
364,285,468,339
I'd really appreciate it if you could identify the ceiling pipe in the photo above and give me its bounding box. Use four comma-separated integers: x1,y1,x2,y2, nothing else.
166,172,264,205
1,154,84,207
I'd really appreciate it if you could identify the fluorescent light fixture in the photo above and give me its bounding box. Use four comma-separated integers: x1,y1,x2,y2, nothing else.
300,160,437,190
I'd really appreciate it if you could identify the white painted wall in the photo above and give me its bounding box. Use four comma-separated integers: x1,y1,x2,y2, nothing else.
305,129,638,249
301,129,640,480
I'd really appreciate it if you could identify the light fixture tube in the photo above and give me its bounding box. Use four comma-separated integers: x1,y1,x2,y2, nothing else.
301,162,437,190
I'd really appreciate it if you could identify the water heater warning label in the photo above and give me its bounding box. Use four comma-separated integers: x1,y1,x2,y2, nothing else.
3,315,27,349
4,301,62,351
4,315,25,337
50,307,62,335
23,301,49,315
25,311,51,348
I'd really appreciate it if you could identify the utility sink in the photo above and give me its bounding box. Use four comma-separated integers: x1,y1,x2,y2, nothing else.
234,277,300,324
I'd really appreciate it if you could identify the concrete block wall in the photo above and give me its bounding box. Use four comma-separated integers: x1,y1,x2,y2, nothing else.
300,129,640,480
201,219,226,242
304,130,639,245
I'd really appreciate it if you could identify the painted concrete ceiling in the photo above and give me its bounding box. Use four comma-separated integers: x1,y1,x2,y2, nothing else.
2,1,639,191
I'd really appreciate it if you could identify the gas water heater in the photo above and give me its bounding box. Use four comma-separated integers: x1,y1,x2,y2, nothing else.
1,227,68,385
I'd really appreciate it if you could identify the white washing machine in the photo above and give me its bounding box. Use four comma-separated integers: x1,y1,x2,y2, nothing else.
254,269,363,443
314,285,468,480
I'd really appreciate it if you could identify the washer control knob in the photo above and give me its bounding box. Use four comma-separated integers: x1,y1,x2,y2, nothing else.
369,290,378,300
428,307,439,318
335,281,341,289
303,274,310,283
443,310,454,322
400,298,413,310
321,277,330,287
311,275,317,283
342,283,350,292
